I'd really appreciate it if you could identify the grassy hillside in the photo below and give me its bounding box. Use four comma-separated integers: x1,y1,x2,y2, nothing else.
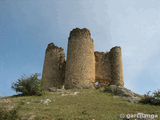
0,89,160,120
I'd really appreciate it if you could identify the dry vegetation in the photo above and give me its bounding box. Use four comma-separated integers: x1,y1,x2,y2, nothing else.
0,89,160,120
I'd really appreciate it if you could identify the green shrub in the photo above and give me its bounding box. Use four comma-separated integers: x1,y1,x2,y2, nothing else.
140,90,160,105
153,90,160,98
115,82,121,87
104,83,112,92
0,107,21,120
11,73,43,96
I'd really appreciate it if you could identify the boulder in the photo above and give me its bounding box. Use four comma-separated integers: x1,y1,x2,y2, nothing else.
0,99,11,103
109,85,142,103
48,87,65,92
48,87,57,92
40,99,51,105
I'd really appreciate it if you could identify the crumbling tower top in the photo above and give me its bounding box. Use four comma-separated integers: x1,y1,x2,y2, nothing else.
65,28,95,89
42,42,65,89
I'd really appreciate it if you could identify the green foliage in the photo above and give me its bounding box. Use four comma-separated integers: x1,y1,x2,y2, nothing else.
140,90,160,105
153,90,160,98
116,82,121,87
104,83,111,92
11,73,43,96
58,85,64,89
0,107,21,120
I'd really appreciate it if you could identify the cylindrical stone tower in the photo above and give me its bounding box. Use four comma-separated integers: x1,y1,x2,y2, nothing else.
109,46,124,86
42,43,65,89
65,28,95,89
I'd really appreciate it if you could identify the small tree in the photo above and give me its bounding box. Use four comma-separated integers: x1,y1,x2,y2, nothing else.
11,73,43,96
140,90,160,105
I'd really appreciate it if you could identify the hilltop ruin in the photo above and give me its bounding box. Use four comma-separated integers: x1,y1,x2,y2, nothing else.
42,28,124,89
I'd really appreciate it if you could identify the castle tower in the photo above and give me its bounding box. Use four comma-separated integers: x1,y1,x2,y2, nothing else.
42,43,65,89
65,28,95,89
109,46,124,86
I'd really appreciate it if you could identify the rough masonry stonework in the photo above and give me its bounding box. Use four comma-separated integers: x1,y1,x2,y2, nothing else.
109,46,124,86
65,28,95,89
42,43,65,89
42,28,124,89
95,51,112,86
95,46,124,87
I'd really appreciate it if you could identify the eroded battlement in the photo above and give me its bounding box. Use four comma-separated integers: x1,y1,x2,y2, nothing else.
69,28,91,39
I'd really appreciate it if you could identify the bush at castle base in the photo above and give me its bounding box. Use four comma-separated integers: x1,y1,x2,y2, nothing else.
11,73,43,96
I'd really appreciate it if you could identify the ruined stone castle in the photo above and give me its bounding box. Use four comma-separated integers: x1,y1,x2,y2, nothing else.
42,28,124,89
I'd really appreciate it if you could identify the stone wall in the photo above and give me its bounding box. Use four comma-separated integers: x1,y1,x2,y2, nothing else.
65,28,95,89
95,52,112,86
42,43,65,89
95,46,124,87
42,28,124,89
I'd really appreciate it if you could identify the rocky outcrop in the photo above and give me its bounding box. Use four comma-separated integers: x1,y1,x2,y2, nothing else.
40,99,52,105
0,99,11,103
109,85,142,103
